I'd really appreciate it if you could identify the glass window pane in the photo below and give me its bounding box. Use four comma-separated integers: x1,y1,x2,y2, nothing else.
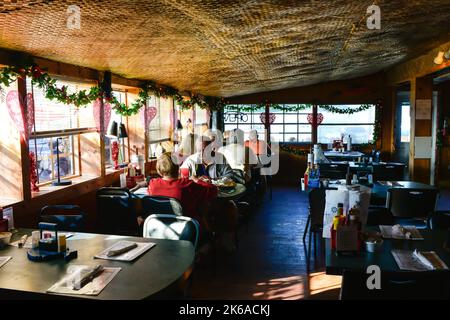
298,134,312,143
284,124,298,133
270,133,283,143
285,133,298,143
271,124,284,134
30,136,75,183
298,124,311,133
272,113,284,124
318,105,375,124
318,125,374,144
284,113,298,123
28,78,96,131
298,114,310,123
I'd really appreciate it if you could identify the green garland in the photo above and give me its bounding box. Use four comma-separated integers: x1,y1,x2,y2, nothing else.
279,144,308,156
0,64,216,116
225,102,374,114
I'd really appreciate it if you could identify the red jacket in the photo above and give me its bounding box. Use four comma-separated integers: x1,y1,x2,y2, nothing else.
148,178,218,223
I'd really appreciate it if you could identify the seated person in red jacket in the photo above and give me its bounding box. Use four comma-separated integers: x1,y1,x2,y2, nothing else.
141,152,218,232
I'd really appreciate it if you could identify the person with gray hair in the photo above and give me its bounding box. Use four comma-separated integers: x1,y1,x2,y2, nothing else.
180,135,240,183
219,128,258,183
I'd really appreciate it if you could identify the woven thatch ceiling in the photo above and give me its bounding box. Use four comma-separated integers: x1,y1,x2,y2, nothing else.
0,0,449,97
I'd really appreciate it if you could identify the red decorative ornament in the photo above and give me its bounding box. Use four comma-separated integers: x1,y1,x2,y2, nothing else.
29,151,39,192
93,98,111,134
140,106,158,128
307,112,324,127
6,90,35,142
260,112,276,125
111,141,120,169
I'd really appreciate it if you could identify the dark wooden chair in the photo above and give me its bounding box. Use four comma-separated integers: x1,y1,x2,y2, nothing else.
319,163,349,180
96,187,138,236
372,163,405,181
303,187,337,269
387,188,439,228
40,205,86,232
141,196,183,218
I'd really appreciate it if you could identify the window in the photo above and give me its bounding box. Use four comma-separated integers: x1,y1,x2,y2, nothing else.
317,105,376,144
270,106,312,143
224,104,313,142
105,90,127,167
27,77,97,184
148,96,173,158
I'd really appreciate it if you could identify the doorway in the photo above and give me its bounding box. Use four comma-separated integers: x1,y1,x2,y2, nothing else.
394,87,411,180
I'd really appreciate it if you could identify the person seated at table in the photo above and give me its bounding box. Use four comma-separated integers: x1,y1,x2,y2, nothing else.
245,129,271,157
181,135,244,184
218,128,258,183
172,133,198,165
141,152,218,231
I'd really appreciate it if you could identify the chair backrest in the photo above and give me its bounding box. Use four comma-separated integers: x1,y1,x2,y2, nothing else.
340,269,450,300
143,214,200,250
318,163,349,180
141,196,183,217
373,163,405,181
309,187,337,227
40,205,86,232
428,210,450,230
96,187,137,235
387,188,438,218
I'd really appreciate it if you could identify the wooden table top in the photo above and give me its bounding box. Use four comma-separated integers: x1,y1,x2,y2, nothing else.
0,229,194,299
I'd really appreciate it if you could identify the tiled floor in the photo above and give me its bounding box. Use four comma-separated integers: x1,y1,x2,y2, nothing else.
190,185,450,300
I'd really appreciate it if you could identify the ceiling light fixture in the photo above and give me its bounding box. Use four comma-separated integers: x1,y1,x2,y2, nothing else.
434,51,445,65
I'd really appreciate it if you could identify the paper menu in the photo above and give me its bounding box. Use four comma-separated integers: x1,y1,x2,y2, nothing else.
392,249,448,271
0,256,12,268
379,225,424,240
47,265,121,296
94,240,155,261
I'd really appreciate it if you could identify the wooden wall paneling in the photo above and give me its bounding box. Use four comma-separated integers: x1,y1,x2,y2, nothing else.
227,73,384,105
380,86,396,159
79,132,102,177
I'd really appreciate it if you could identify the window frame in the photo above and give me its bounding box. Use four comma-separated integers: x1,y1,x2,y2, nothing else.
28,76,98,185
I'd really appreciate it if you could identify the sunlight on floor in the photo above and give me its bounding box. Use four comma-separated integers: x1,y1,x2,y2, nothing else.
252,275,306,300
307,271,342,298
251,272,342,300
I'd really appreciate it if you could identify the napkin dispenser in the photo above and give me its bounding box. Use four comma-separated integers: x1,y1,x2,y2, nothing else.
336,224,359,254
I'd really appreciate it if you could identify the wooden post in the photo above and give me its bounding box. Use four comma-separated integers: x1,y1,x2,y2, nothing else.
265,103,271,145
312,104,318,144
409,76,433,184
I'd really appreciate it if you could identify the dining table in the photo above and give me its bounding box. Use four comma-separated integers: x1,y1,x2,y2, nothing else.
0,229,195,299
325,227,450,275
324,180,437,206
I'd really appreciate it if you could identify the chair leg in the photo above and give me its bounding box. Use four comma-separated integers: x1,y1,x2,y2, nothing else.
303,215,311,243
307,228,312,271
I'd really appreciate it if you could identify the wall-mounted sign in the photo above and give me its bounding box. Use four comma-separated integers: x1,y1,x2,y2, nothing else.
414,136,432,159
415,99,431,120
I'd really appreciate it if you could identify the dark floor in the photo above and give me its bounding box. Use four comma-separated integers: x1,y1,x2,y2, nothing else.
190,185,450,300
